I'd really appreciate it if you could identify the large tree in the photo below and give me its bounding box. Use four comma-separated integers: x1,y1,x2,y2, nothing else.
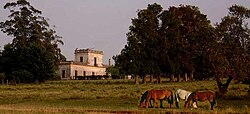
114,4,213,84
210,5,250,95
0,0,63,83
159,5,213,81
114,3,163,84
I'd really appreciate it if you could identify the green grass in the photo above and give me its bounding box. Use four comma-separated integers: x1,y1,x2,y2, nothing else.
0,79,249,113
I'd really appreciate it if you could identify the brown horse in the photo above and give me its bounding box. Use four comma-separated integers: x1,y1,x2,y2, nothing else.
145,89,173,108
184,91,216,110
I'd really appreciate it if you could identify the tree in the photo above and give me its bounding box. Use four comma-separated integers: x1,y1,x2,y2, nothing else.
114,4,213,84
0,0,63,83
210,5,250,95
114,3,163,84
159,5,214,81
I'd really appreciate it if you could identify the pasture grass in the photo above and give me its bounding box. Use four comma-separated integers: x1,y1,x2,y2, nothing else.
0,79,249,113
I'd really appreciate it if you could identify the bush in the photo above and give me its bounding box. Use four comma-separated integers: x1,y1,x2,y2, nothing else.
10,70,34,83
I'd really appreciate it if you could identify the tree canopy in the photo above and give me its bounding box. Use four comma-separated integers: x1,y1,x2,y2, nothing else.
114,3,250,93
114,4,214,83
0,0,64,83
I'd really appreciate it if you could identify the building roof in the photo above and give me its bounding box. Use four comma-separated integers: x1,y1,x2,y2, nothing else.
74,48,103,55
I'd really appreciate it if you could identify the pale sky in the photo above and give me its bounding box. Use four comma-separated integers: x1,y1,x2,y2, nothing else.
0,0,250,64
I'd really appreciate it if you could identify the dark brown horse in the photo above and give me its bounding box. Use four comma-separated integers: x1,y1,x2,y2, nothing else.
145,89,173,108
185,91,216,110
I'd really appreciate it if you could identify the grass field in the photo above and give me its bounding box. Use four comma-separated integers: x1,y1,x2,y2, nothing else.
0,79,249,114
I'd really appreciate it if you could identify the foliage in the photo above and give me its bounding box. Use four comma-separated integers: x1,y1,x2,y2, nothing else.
0,0,63,83
208,5,250,94
114,4,213,81
106,66,120,76
114,3,250,97
10,70,33,83
159,5,214,78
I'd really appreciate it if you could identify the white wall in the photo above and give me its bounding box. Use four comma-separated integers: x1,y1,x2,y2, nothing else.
59,63,106,79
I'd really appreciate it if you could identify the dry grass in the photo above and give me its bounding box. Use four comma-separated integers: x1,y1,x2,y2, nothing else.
0,79,249,114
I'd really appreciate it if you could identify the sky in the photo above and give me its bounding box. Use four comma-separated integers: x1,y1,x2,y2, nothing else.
0,0,250,64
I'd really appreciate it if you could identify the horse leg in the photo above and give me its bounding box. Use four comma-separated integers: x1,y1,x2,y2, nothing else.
176,101,179,108
210,102,214,110
184,101,189,109
145,98,151,108
149,99,153,108
153,99,158,108
145,101,149,108
168,96,172,108
175,94,179,108
209,99,216,110
160,100,164,108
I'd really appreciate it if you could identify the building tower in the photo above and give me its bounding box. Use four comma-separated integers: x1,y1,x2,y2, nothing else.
74,48,103,67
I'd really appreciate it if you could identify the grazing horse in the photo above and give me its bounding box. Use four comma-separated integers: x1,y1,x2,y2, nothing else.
145,89,173,108
140,90,164,108
175,89,197,108
185,91,216,110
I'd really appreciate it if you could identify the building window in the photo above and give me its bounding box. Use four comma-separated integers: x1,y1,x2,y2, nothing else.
92,72,95,76
62,70,66,78
75,70,78,76
80,57,83,62
83,71,86,76
94,57,97,66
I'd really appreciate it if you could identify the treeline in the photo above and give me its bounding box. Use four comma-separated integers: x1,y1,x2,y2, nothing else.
113,3,250,94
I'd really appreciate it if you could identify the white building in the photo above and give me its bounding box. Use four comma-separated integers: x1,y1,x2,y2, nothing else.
58,48,108,80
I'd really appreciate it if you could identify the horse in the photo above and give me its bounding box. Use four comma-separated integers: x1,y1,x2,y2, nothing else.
175,89,197,108
145,89,174,108
140,90,165,108
184,91,216,110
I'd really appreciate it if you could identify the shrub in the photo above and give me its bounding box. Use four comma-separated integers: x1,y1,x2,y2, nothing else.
10,70,34,83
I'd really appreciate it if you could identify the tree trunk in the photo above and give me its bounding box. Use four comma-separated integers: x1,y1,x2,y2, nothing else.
157,75,161,83
184,73,188,81
134,75,140,85
150,74,154,83
177,74,181,82
190,69,195,81
142,75,147,84
248,85,250,96
216,76,233,97
170,74,175,82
